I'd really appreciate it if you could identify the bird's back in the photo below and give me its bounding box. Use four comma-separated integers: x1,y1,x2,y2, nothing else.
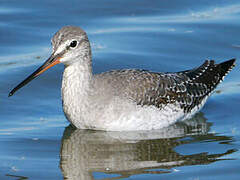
94,59,235,116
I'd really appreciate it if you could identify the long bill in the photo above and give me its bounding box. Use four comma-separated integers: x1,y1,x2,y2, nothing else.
8,54,61,97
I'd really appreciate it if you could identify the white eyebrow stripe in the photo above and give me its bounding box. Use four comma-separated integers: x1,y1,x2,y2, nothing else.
54,40,71,55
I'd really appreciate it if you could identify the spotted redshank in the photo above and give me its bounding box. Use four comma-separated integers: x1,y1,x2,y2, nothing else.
9,26,236,131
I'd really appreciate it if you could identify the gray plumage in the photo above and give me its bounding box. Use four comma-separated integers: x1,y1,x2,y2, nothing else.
94,59,235,113
52,27,236,114
9,26,236,131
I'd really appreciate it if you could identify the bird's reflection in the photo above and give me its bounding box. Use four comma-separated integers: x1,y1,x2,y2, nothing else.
60,113,236,180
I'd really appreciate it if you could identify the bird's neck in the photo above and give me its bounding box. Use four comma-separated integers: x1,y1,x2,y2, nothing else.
61,58,93,122
62,58,93,95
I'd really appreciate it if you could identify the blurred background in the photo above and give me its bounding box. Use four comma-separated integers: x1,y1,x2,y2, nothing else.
0,0,239,179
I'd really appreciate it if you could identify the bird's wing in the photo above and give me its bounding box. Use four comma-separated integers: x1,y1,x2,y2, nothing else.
95,69,189,109
94,59,235,112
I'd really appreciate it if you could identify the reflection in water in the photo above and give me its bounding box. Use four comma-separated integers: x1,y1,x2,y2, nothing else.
60,113,236,180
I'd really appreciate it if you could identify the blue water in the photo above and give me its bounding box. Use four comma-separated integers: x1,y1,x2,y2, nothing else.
0,0,240,179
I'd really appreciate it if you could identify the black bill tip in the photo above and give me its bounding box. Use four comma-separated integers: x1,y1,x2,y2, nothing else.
8,54,61,98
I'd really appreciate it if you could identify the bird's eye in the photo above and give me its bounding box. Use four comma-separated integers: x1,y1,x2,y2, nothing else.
70,40,78,48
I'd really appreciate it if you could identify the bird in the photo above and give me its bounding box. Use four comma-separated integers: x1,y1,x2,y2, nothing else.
9,26,236,131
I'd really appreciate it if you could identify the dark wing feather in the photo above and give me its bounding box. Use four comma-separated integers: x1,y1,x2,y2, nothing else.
177,58,236,112
95,59,235,113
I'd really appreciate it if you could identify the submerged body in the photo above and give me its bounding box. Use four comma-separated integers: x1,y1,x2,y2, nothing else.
62,58,235,131
9,26,236,131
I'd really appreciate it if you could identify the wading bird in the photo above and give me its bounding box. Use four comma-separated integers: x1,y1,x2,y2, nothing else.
9,26,236,131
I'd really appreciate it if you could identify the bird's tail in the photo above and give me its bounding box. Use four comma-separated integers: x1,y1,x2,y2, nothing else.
216,58,236,80
184,58,236,91
178,58,236,115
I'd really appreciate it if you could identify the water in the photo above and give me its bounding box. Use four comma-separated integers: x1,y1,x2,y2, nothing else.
0,0,240,179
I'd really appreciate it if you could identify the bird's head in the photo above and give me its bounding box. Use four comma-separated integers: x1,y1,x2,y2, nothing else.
9,26,91,97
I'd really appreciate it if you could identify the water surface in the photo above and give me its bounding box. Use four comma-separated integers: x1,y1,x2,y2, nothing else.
0,0,239,179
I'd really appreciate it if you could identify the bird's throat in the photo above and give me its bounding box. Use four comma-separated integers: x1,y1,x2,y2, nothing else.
61,60,93,125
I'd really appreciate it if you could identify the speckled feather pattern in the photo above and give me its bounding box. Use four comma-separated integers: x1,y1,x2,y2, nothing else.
52,26,236,131
94,59,235,114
